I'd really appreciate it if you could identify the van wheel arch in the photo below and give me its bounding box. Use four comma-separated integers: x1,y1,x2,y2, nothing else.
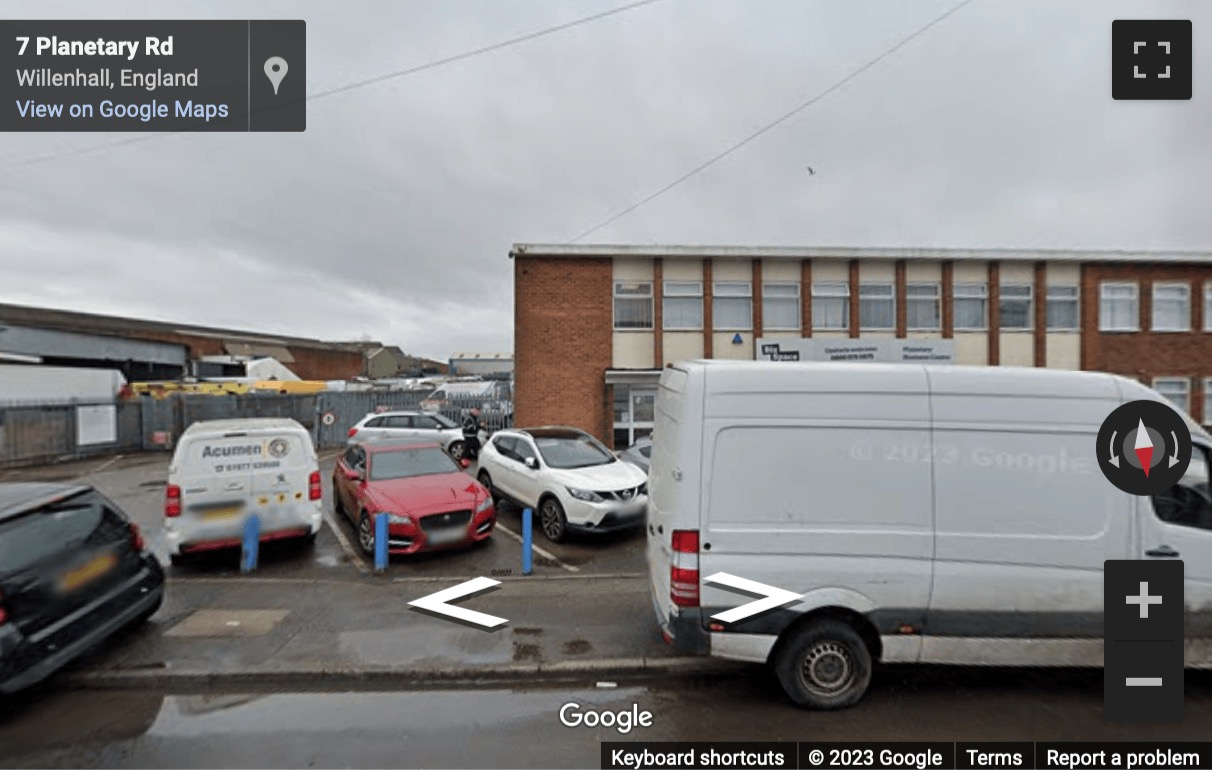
767,607,881,667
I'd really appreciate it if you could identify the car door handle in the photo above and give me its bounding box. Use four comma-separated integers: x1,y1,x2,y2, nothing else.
1146,546,1180,558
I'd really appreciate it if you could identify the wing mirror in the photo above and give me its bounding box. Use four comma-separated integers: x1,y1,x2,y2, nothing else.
344,468,363,481
524,457,538,470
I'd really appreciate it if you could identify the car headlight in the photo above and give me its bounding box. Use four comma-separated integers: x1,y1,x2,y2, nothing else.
566,487,603,503
475,497,493,513
386,512,414,526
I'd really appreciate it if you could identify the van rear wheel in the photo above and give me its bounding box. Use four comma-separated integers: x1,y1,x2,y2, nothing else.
774,619,872,710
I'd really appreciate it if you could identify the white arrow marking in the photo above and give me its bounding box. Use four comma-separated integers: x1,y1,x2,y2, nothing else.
703,572,803,624
1169,431,1181,467
407,576,507,628
1109,430,1119,468
1135,419,1152,450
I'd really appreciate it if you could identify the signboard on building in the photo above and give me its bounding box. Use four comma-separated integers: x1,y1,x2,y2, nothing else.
756,338,955,364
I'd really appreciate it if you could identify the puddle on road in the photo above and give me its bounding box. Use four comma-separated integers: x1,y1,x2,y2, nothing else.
338,626,512,667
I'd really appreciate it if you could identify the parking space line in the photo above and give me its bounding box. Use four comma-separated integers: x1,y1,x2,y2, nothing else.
88,454,125,475
494,523,580,573
318,449,344,462
325,511,370,574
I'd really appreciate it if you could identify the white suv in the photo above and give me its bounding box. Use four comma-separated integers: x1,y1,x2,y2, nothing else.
476,427,647,542
347,411,467,457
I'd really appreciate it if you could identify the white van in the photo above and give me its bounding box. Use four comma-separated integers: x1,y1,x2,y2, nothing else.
165,418,323,564
647,360,1212,709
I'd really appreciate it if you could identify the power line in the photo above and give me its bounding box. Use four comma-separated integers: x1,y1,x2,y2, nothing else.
567,0,978,244
1,0,668,171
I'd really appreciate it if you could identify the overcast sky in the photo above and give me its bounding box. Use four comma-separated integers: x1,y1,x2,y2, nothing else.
1,0,1207,361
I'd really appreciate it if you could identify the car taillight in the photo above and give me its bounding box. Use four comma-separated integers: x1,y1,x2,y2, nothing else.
670,529,700,607
129,521,146,552
165,484,181,517
348,427,358,438
309,471,322,500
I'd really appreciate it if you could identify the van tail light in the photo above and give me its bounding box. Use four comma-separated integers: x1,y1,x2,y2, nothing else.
308,471,322,500
129,522,146,552
670,529,700,608
348,427,359,438
165,484,181,518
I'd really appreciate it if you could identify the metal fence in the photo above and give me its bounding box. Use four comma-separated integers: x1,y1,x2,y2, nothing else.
0,391,514,469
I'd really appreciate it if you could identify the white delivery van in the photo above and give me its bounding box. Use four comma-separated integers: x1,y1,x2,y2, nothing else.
647,360,1212,709
165,418,323,564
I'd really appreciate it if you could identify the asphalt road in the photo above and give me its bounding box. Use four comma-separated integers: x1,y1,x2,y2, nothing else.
3,671,1212,769
0,451,648,580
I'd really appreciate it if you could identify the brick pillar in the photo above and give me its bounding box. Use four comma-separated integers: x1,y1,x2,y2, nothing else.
849,260,861,337
942,261,955,338
988,262,1001,365
802,259,813,336
1034,262,1047,367
752,258,764,343
653,258,664,368
703,260,714,358
895,260,907,337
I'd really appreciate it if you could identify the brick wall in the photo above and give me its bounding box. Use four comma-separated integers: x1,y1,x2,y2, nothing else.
1083,262,1212,422
514,256,613,438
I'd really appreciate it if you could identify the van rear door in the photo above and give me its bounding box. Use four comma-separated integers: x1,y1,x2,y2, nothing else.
175,432,255,524
646,365,698,634
246,430,316,517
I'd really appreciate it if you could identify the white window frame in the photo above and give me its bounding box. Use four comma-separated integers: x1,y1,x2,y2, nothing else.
999,283,1034,331
1205,378,1212,427
811,281,850,331
712,281,753,331
1099,281,1139,332
859,282,895,331
905,282,941,331
1154,377,1191,415
953,282,988,331
762,282,801,331
662,281,703,331
1205,283,1212,332
1046,285,1080,331
612,280,653,331
1152,282,1191,333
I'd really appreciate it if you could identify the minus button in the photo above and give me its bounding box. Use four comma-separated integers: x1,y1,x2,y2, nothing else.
1125,677,1164,686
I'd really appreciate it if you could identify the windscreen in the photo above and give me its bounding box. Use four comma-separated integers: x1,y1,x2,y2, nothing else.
369,447,459,480
535,435,614,469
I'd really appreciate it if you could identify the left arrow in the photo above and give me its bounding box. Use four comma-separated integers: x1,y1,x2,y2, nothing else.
407,576,508,629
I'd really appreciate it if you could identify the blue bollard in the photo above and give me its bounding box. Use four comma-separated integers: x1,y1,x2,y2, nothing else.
522,507,533,575
241,514,261,573
374,513,389,574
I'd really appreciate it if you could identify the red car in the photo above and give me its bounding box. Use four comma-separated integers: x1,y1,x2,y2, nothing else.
332,439,495,556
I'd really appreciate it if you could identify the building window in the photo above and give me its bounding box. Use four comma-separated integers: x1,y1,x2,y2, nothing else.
1046,285,1079,330
1205,283,1212,331
954,282,987,330
1154,377,1190,415
663,281,702,330
613,281,653,330
999,284,1033,330
1099,282,1138,331
905,282,941,331
1205,379,1212,425
859,283,894,330
713,281,752,330
762,282,801,331
1152,282,1191,332
613,385,656,449
812,281,849,330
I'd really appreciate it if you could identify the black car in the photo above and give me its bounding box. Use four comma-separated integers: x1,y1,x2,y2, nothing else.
0,483,164,694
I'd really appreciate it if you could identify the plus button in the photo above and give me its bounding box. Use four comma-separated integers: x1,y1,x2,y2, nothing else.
1126,581,1163,619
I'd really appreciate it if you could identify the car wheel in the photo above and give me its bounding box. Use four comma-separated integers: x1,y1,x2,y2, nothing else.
774,619,872,710
357,511,375,556
132,594,164,627
477,470,499,504
538,497,568,543
449,440,466,460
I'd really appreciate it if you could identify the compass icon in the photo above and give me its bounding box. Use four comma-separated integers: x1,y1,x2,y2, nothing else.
1097,399,1192,495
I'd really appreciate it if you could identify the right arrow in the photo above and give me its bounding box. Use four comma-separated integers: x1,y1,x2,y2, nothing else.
407,577,507,629
703,572,802,624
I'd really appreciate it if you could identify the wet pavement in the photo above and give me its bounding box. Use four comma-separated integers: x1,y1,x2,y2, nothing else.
3,671,1212,769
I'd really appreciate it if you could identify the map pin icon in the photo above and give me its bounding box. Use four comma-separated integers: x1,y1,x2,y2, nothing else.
264,56,288,95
